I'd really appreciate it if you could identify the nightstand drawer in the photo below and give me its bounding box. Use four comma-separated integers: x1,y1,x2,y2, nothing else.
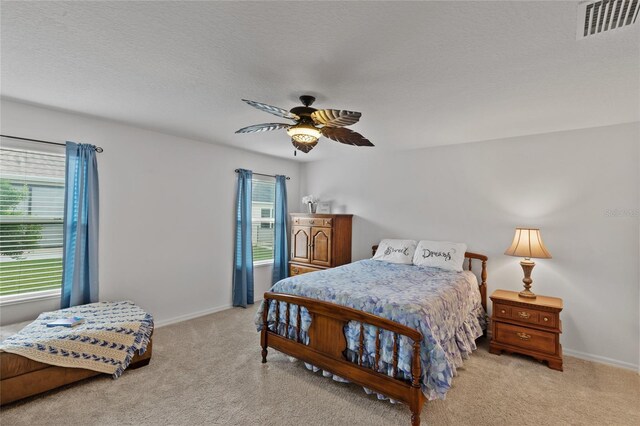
494,303,512,319
507,306,557,328
494,322,556,354
538,312,557,328
509,306,540,325
289,264,322,276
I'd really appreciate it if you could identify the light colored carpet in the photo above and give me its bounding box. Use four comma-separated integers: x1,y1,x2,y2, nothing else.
1,306,638,425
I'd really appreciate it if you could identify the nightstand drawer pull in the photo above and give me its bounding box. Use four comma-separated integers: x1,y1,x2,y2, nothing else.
543,317,549,322
500,309,506,314
516,332,531,341
517,311,531,319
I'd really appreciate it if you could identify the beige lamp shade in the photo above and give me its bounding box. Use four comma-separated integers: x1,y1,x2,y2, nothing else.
504,228,552,259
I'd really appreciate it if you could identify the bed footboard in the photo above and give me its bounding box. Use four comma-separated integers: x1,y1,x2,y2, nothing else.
261,292,425,426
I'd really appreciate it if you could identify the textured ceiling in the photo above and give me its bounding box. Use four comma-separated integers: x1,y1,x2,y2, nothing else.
1,1,638,161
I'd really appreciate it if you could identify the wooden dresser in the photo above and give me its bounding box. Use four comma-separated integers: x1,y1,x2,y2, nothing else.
489,289,563,371
289,213,352,276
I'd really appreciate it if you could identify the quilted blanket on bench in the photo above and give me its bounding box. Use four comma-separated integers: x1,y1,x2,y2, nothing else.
0,301,153,378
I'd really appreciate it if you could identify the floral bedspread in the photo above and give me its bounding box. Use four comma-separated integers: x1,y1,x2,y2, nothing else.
255,259,485,401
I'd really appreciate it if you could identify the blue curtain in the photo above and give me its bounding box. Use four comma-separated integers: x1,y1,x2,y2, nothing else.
61,142,99,309
233,169,254,307
272,175,288,284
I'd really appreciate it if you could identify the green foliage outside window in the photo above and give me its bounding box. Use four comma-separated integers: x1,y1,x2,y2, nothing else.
0,179,43,259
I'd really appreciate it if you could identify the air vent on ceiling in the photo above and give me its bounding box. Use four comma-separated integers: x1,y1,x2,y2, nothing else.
577,0,639,39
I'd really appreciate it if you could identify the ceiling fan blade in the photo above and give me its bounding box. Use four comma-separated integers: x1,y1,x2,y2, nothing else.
235,123,291,134
291,139,318,153
320,127,374,147
311,109,361,127
242,99,300,121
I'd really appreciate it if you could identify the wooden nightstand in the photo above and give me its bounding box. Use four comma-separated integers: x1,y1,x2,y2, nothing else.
489,289,563,371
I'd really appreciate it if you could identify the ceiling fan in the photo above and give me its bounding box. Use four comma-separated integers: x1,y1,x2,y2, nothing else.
235,95,374,155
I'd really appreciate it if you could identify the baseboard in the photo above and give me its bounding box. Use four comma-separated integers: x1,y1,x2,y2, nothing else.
562,347,639,373
485,325,638,373
154,304,233,328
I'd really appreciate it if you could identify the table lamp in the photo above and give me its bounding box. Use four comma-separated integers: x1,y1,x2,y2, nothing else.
504,228,552,299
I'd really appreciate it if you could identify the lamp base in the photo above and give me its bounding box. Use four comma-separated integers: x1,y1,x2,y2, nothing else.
519,259,537,299
518,289,537,299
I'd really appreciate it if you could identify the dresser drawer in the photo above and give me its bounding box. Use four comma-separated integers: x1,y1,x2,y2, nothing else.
292,217,332,227
289,264,323,276
494,322,557,355
494,303,512,319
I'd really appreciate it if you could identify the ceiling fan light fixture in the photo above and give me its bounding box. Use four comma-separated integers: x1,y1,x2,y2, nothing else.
286,124,321,143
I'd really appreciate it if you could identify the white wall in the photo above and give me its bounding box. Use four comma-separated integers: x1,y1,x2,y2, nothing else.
300,122,640,370
0,99,300,325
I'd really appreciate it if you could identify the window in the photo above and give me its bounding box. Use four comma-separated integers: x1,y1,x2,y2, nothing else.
252,177,275,263
0,143,65,301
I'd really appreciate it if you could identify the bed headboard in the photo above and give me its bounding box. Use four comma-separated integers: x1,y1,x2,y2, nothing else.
371,245,488,312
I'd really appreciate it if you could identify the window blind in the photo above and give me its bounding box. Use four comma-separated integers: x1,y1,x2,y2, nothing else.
251,177,275,262
0,145,65,298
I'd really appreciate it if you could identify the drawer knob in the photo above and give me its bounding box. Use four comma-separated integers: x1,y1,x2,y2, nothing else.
518,311,531,319
516,332,531,341
309,220,315,224
543,317,549,322
292,267,298,274
500,309,506,314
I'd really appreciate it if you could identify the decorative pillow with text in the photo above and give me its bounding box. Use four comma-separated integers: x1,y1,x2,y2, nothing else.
372,239,417,264
413,240,467,272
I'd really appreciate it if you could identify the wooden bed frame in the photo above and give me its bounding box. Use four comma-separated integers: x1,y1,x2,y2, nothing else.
260,246,488,425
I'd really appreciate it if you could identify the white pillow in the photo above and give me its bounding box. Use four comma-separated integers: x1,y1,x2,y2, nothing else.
413,240,467,272
372,239,417,264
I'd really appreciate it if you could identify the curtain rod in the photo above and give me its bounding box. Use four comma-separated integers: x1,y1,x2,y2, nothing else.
0,134,104,153
234,169,290,180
